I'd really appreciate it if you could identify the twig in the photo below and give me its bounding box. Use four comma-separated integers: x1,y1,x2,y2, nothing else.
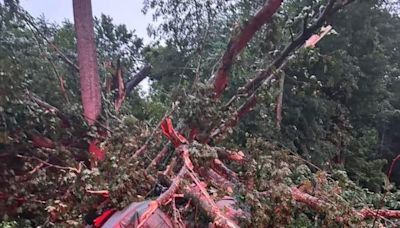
20,12,79,71
27,90,71,126
27,91,113,133
85,189,110,198
17,154,83,174
221,62,282,122
210,93,258,139
132,103,177,161
28,163,45,174
42,45,70,103
27,24,70,103
0,192,47,204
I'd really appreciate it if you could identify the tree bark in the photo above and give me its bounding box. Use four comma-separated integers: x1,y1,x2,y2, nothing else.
73,0,101,125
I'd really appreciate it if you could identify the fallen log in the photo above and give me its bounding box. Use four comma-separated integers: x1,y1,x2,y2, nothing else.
290,187,400,222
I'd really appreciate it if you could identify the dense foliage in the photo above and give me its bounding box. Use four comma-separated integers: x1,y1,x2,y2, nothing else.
1,0,400,227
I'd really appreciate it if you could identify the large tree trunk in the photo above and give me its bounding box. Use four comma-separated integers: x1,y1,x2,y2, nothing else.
73,0,101,125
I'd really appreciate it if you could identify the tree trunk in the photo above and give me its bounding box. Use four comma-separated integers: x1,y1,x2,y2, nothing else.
73,0,101,125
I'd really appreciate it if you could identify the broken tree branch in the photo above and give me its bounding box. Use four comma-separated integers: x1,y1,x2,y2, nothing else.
359,208,400,220
27,91,71,127
241,0,337,95
291,187,400,223
210,0,283,97
146,146,170,171
183,184,240,228
125,64,152,95
17,154,83,174
159,166,239,228
211,0,352,139
137,166,188,228
19,10,79,71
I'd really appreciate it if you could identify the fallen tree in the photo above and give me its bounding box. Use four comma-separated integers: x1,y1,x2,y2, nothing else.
2,0,400,227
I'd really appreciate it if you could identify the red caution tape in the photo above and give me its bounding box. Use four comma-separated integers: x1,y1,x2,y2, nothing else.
160,118,187,147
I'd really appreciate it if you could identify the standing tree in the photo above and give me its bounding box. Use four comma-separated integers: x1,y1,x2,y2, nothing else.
72,0,101,125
